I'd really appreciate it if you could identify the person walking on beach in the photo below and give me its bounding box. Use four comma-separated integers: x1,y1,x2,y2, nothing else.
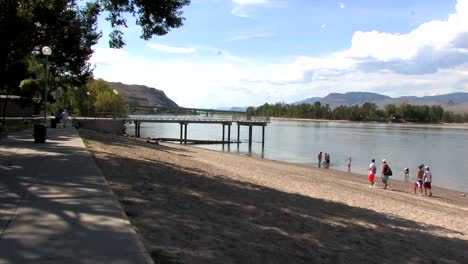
368,159,377,187
414,164,424,195
318,152,322,168
61,109,69,128
347,156,352,172
424,166,433,197
404,168,409,182
381,159,392,189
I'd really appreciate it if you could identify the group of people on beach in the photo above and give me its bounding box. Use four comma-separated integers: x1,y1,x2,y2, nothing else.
367,159,433,196
317,152,331,168
317,152,352,171
315,152,434,196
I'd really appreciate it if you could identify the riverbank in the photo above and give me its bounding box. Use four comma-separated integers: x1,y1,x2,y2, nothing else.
80,129,468,264
271,116,468,127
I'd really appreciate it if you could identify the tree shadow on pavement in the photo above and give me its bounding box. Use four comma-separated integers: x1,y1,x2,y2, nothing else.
0,129,149,263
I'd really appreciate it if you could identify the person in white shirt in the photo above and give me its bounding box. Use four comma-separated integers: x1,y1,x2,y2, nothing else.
423,166,433,197
61,109,69,128
368,159,377,187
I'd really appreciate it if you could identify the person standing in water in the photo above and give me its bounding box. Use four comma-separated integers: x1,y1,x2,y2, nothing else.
347,156,352,172
404,168,409,182
318,152,322,168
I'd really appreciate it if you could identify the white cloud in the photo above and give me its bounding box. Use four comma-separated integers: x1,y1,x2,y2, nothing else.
321,24,327,29
146,43,196,54
92,0,468,107
339,2,345,9
230,0,273,17
233,0,268,4
228,33,275,41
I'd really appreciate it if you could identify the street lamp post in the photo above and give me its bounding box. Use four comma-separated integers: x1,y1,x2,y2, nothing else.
42,46,52,125
54,76,61,110
112,89,118,119
86,91,91,116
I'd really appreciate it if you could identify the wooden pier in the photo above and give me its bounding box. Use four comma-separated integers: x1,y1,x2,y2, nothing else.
126,117,269,146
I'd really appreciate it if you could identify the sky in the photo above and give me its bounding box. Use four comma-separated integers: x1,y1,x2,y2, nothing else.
90,0,468,108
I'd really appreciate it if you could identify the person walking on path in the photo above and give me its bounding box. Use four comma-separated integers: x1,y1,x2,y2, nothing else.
368,159,377,187
347,156,352,172
61,109,69,128
318,152,322,168
424,166,433,197
414,164,424,195
381,159,392,190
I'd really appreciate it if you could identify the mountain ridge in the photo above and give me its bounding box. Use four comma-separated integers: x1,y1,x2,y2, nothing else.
294,92,468,113
109,82,179,108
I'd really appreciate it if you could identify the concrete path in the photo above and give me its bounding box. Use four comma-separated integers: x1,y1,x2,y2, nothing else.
0,126,153,264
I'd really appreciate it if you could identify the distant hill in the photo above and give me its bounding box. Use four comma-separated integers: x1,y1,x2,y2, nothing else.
109,82,178,108
294,97,323,105
215,106,248,112
293,92,468,113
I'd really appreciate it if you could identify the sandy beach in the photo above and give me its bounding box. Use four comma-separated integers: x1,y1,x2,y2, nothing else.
79,129,468,264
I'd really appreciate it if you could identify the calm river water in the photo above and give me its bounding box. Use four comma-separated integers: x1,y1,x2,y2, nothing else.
129,116,468,192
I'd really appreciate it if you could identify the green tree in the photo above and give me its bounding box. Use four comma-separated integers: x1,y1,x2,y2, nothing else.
97,0,191,48
1,0,191,123
87,79,126,116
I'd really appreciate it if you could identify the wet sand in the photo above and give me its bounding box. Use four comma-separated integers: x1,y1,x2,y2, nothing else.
80,129,468,264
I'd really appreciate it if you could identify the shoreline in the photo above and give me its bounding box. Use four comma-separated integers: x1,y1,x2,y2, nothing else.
197,142,467,196
189,142,467,193
270,116,468,127
80,129,467,263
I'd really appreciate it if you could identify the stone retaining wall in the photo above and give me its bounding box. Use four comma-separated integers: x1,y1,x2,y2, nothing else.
76,119,125,135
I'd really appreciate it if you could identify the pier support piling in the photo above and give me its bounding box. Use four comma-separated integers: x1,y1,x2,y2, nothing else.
262,125,265,147
184,123,188,144
179,123,183,144
248,125,253,146
222,124,225,143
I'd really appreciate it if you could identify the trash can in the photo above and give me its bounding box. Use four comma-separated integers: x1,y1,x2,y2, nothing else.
50,118,57,128
34,124,46,143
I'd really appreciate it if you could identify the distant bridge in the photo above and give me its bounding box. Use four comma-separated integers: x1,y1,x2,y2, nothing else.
127,105,246,115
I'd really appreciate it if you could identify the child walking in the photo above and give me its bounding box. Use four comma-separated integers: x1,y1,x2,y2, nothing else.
414,164,424,195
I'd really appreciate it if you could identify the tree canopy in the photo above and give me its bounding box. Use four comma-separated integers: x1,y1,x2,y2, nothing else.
98,0,191,48
247,102,467,123
0,0,190,122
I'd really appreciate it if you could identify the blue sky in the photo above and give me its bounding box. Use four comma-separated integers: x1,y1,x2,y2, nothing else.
91,0,468,108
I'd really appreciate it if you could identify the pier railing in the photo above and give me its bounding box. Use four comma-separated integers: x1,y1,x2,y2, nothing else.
91,112,270,123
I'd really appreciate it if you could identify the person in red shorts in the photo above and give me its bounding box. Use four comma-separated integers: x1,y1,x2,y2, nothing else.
368,159,377,187
424,166,433,197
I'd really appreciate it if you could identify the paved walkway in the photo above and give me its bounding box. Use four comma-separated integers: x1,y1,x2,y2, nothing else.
0,126,153,264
